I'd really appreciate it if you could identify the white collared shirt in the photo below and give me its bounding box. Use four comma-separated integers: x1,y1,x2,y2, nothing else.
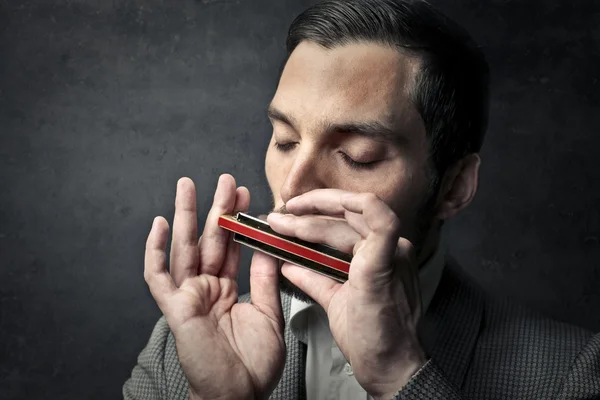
288,232,447,400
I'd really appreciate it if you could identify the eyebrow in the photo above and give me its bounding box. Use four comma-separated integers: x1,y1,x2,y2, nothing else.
267,105,404,146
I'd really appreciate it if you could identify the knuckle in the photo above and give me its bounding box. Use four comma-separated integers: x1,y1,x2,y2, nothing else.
371,207,400,235
386,212,401,232
205,231,228,247
143,269,153,283
362,192,380,205
202,260,220,273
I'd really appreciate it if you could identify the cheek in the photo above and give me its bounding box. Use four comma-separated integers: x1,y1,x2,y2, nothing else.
380,168,430,220
363,163,420,203
265,146,287,196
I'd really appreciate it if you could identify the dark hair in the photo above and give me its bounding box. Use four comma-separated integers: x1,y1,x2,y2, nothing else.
284,0,490,193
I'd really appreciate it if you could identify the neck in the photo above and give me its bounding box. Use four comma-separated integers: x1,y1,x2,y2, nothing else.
416,227,441,268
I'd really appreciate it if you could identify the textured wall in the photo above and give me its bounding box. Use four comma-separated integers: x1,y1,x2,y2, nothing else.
0,0,598,399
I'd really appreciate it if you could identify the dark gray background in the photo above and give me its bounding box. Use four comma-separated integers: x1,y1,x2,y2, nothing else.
0,0,598,399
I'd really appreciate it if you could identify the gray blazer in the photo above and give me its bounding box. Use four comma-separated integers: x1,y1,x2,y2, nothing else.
123,260,600,399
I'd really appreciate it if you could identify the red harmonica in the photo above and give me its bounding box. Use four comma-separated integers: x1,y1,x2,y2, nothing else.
218,212,352,282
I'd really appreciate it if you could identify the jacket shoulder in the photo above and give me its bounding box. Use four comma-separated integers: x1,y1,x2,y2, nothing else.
465,282,594,398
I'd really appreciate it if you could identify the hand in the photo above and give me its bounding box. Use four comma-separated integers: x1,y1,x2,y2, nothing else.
267,189,427,400
144,175,285,400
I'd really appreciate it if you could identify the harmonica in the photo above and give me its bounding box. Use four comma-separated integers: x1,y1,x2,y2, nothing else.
218,212,352,282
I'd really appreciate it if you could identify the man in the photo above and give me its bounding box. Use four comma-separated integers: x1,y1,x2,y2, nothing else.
123,0,600,399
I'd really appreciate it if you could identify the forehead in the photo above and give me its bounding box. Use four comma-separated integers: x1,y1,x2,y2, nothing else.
272,41,422,130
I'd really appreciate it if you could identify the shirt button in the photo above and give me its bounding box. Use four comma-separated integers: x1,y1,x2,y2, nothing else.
344,362,354,375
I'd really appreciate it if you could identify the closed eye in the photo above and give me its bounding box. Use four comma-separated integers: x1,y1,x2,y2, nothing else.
273,142,297,152
339,152,379,170
273,142,379,171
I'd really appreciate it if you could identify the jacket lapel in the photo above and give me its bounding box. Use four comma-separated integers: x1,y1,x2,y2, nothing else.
418,257,485,389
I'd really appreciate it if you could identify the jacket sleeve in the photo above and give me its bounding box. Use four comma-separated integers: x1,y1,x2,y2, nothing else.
390,359,462,400
392,333,600,400
122,316,189,400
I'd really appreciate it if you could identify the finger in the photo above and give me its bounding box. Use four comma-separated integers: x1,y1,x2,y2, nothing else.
145,216,177,313
343,211,371,238
340,192,401,237
342,193,400,262
199,174,238,276
284,190,374,237
280,262,341,312
249,250,283,326
219,186,251,279
285,188,351,216
170,177,200,287
338,193,402,290
266,213,361,254
395,238,421,318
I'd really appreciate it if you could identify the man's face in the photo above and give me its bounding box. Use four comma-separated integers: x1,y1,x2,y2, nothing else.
265,41,435,301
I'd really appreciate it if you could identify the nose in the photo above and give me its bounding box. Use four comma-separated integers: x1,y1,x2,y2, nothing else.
280,150,326,204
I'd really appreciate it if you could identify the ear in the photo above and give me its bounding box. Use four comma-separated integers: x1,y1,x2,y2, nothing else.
434,153,481,220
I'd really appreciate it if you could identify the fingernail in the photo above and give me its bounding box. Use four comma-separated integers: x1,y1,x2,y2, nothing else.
215,175,226,197
257,214,268,221
286,197,298,207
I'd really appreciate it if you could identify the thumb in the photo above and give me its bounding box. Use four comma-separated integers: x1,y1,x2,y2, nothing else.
280,262,341,312
249,251,284,327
